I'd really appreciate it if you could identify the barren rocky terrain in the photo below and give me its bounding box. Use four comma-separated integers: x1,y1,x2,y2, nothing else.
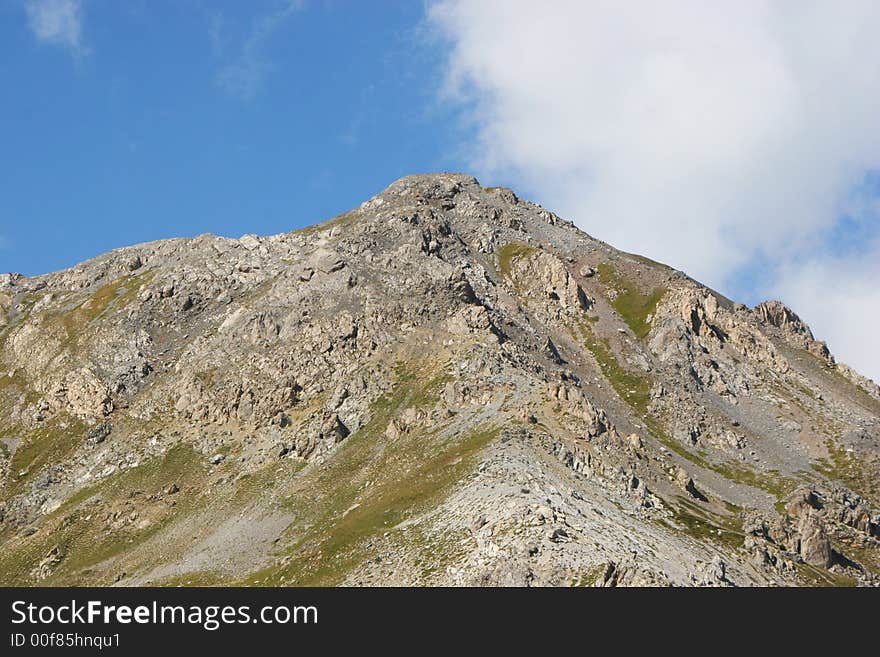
1,173,878,586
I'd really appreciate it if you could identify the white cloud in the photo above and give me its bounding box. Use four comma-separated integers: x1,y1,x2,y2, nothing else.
429,0,880,381
217,0,304,100
25,0,85,53
775,237,880,384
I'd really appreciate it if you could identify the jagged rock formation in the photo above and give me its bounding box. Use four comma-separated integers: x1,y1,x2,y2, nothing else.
1,173,878,587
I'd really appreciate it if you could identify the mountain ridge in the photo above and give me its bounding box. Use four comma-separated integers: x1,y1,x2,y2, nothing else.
1,173,878,586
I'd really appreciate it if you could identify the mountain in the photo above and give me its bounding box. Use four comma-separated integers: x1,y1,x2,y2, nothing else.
1,173,878,586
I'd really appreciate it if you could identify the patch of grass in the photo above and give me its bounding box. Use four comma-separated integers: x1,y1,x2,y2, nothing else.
788,377,819,402
571,563,608,587
596,263,666,339
573,318,806,504
573,316,809,507
267,423,498,586
667,496,744,550
813,440,879,507
647,423,713,471
55,270,155,349
723,500,743,514
581,326,652,414
0,368,36,406
80,271,155,323
794,561,858,587
401,525,473,582
711,463,799,514
497,242,537,279
0,444,208,585
398,362,453,410
106,443,206,493
6,415,87,497
53,452,206,577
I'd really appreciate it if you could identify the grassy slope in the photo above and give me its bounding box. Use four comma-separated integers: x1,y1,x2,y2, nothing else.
239,363,498,585
0,356,501,586
0,444,210,585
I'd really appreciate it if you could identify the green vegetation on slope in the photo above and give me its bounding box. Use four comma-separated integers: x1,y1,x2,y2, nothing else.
813,439,880,507
60,270,155,335
573,318,695,457
242,362,499,586
6,415,87,497
573,319,706,466
667,496,744,551
497,242,537,279
795,561,857,587
596,262,665,339
0,443,209,585
577,321,651,414
710,463,799,515
573,318,805,512
277,426,496,586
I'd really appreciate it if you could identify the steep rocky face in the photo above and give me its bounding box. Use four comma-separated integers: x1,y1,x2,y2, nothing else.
1,173,878,587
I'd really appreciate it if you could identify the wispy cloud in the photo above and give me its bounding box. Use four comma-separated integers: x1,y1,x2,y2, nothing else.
208,12,226,58
429,0,880,382
216,1,304,101
25,0,86,54
339,84,376,147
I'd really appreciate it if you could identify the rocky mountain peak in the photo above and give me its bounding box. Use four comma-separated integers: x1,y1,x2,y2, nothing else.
0,175,878,587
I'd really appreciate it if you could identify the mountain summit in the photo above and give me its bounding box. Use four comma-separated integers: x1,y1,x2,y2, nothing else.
1,173,878,586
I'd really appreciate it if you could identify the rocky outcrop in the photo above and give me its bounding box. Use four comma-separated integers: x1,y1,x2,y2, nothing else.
649,287,790,402
506,249,593,319
754,300,833,365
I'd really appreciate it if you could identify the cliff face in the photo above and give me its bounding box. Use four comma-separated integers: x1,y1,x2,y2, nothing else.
1,173,878,586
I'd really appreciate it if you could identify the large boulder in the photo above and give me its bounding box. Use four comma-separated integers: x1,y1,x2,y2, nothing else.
798,512,832,568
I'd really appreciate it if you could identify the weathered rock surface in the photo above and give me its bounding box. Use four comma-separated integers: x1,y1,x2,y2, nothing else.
0,173,878,587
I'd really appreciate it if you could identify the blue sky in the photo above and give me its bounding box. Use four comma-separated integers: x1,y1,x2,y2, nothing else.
0,1,477,276
2,1,879,380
